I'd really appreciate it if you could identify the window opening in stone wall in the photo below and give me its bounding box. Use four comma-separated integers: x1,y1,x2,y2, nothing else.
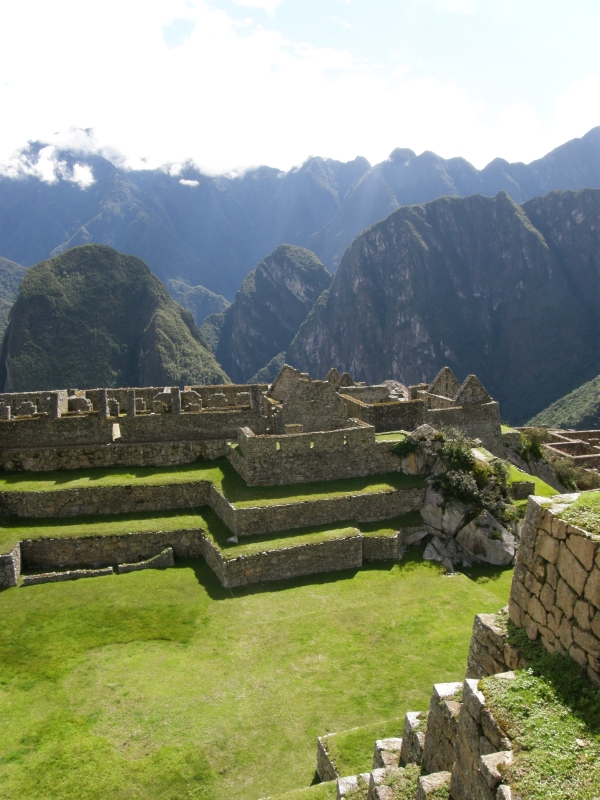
310,441,315,448
276,441,281,451
343,435,348,445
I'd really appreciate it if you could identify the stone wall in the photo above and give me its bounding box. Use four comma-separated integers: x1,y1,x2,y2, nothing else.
229,424,406,486
466,613,528,680
427,402,503,455
222,486,425,538
278,379,348,434
422,682,462,774
0,406,266,452
20,529,205,570
508,493,600,685
0,482,211,519
117,547,174,573
316,736,339,782
199,531,363,588
341,396,426,433
0,544,21,587
0,439,228,472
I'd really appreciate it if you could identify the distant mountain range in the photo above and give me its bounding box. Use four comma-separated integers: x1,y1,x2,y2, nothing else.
2,128,600,299
0,256,26,339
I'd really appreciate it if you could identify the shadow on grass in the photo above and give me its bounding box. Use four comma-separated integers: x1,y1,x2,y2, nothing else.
456,563,513,584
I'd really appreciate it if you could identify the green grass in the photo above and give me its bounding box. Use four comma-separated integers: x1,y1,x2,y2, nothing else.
501,425,519,434
265,782,337,800
360,511,423,539
508,465,557,510
0,458,424,510
0,556,512,800
375,431,408,442
483,626,600,800
322,718,403,777
559,490,600,536
199,509,360,559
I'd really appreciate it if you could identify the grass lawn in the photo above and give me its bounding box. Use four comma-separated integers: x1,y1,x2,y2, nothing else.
375,431,407,442
359,511,423,539
559,490,600,536
0,458,424,510
0,556,512,800
508,465,557,511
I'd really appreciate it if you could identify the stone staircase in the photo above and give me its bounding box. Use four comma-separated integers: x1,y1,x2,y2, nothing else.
319,674,514,800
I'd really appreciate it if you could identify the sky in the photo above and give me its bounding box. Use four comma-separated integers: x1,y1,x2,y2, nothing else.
0,0,599,179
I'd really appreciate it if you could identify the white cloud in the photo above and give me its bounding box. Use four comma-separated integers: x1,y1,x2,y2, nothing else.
234,0,284,14
179,178,200,186
0,0,596,177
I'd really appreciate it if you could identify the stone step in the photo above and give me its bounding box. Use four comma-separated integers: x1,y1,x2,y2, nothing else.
372,738,402,769
336,772,370,799
415,771,451,800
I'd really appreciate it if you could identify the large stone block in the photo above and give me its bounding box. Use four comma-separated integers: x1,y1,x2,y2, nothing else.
584,567,600,609
456,511,515,567
535,531,559,564
566,532,598,571
557,542,588,596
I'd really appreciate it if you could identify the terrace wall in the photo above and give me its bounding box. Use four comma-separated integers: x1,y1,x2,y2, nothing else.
229,424,404,486
198,531,363,588
0,544,21,587
20,529,205,570
340,396,426,433
508,494,600,686
0,482,211,519
0,439,228,473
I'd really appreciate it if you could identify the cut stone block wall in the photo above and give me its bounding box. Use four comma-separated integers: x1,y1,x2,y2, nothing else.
117,547,174,573
341,396,426,433
427,402,503,456
0,482,211,519
222,486,425,538
20,530,205,570
508,494,600,685
422,682,462,774
316,736,339,782
199,531,363,588
466,613,528,679
0,439,228,472
229,424,405,486
0,544,21,587
22,567,114,585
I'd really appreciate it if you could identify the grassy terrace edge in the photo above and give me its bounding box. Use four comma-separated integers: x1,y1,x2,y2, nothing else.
0,458,424,507
0,509,424,558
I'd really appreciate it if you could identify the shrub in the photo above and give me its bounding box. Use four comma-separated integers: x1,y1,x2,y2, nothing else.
520,428,550,461
438,470,480,504
553,457,600,491
392,437,418,458
439,432,476,472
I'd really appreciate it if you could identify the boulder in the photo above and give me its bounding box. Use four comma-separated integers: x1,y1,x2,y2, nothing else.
456,510,515,566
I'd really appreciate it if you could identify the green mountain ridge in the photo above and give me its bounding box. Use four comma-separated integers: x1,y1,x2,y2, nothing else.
201,245,331,383
0,256,27,340
286,188,600,424
528,374,600,430
166,279,230,326
0,245,229,391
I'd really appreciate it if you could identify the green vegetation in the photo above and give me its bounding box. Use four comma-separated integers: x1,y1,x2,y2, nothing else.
0,244,228,391
552,458,600,492
559,491,600,536
381,764,421,799
322,718,403,777
483,626,600,800
392,437,418,458
201,244,331,383
266,782,337,800
507,465,557,511
0,555,512,799
375,431,408,443
360,511,423,539
528,372,600,431
0,256,27,339
519,428,550,461
166,279,230,327
0,459,423,509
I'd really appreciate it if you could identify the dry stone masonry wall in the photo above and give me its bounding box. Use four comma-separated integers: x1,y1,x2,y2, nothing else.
509,494,600,685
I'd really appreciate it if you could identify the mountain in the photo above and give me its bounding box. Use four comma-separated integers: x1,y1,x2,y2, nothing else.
201,245,331,384
528,374,600,430
166,279,230,326
0,245,229,392
0,256,27,339
1,129,600,297
286,188,600,425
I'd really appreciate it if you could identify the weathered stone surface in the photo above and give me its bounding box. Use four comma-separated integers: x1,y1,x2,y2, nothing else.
117,546,174,574
316,736,338,782
557,542,588,596
584,567,600,609
566,533,598,571
456,511,515,566
372,738,402,770
556,577,578,619
535,530,559,564
22,566,114,585
416,771,451,800
400,711,427,766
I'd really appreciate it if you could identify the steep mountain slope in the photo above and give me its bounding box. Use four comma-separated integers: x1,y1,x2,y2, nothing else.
528,374,600,430
0,256,27,338
166,279,230,326
0,245,228,391
308,127,600,268
287,188,600,424
201,245,331,383
1,129,600,296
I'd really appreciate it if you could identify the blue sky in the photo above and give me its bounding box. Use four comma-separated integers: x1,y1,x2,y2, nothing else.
0,0,599,180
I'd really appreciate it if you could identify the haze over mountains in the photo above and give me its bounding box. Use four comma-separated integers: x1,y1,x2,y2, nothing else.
1,128,600,299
